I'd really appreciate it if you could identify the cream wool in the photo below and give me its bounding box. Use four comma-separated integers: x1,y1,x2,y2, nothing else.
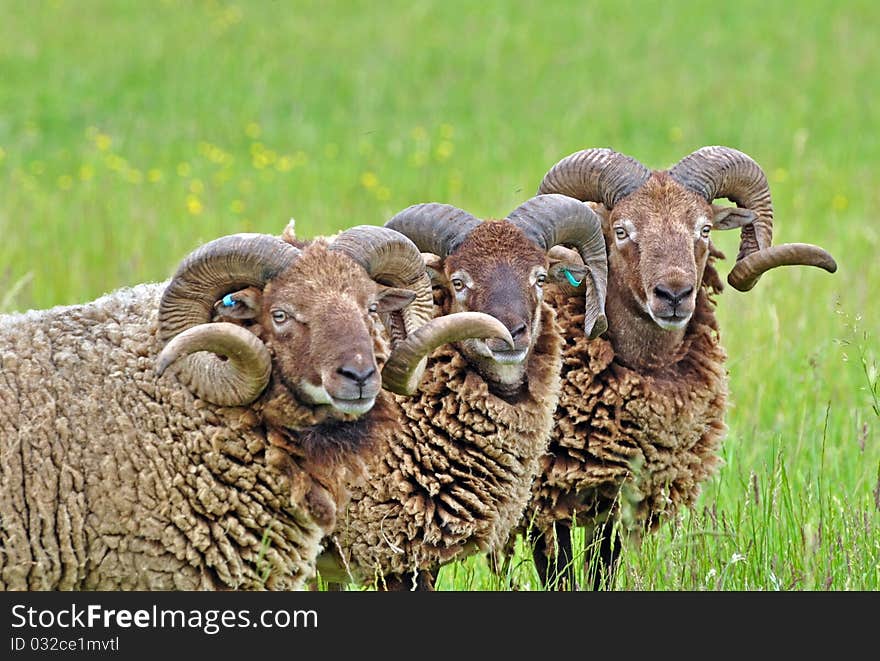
0,284,383,590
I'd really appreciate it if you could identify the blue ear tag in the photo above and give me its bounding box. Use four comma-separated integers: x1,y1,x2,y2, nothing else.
563,269,583,287
221,294,236,307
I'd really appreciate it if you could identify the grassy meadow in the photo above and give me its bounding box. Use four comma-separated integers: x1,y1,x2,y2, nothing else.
1,0,877,590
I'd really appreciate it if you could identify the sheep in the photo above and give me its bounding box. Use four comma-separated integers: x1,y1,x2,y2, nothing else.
314,193,609,590
507,146,838,590
0,224,511,591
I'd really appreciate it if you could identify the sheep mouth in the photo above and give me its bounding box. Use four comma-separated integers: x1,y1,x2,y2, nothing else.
651,311,692,331
488,348,528,365
298,378,378,417
467,337,529,365
329,395,377,417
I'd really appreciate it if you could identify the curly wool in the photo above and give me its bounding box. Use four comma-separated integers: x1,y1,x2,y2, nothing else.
323,302,563,585
522,263,728,548
0,283,385,590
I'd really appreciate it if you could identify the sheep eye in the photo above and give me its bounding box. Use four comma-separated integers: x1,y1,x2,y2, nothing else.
271,309,288,324
700,224,712,239
535,273,547,287
614,226,628,240
451,278,465,292
368,302,379,314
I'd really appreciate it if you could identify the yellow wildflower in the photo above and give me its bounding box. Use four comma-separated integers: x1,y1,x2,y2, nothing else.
186,195,203,215
95,133,112,151
361,172,379,189
435,140,454,162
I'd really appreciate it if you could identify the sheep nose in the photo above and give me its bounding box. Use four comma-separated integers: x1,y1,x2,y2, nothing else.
508,321,528,342
337,364,377,386
654,284,694,307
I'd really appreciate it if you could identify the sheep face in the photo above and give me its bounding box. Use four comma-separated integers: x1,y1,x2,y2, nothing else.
432,222,550,387
217,244,414,417
606,172,719,332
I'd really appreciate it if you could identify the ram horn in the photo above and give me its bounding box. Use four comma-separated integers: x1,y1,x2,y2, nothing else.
156,233,300,405
155,322,271,406
381,312,515,395
670,145,837,291
537,147,651,209
385,203,483,259
726,243,838,292
329,225,434,337
507,194,609,338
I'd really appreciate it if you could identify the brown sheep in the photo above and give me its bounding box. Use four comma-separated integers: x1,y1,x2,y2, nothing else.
315,194,609,590
511,146,838,590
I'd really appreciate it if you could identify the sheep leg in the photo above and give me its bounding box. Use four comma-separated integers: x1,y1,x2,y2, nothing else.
530,524,577,590
584,520,621,590
381,569,436,591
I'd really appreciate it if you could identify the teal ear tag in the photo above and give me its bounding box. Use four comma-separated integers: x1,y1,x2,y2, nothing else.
221,294,236,307
563,269,583,287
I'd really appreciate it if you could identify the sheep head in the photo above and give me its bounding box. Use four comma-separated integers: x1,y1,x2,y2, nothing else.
155,226,513,417
386,194,607,390
539,146,837,293
597,171,751,332
537,147,837,365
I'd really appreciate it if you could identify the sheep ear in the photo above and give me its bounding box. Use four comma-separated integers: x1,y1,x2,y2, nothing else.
213,286,263,320
422,253,445,286
548,263,588,288
589,202,611,228
547,245,587,288
375,286,417,313
712,204,756,230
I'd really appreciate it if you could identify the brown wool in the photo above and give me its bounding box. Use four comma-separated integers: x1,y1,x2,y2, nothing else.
512,260,729,557
319,302,564,585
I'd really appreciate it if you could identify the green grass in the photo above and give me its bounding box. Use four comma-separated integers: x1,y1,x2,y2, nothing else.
2,0,877,590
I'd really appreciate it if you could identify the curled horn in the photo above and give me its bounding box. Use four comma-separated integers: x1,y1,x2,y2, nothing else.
669,145,837,291
384,203,482,259
329,225,434,337
156,233,300,405
381,312,514,395
723,243,837,292
155,323,271,406
537,147,652,209
507,194,609,339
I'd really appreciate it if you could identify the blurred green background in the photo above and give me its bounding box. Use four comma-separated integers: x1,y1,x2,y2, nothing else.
2,0,876,589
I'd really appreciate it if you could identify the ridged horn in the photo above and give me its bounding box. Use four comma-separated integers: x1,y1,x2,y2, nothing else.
669,145,836,291
381,312,515,395
155,322,271,406
329,225,434,335
156,233,300,405
726,243,838,292
385,203,482,259
669,145,773,260
537,148,651,209
507,194,609,338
